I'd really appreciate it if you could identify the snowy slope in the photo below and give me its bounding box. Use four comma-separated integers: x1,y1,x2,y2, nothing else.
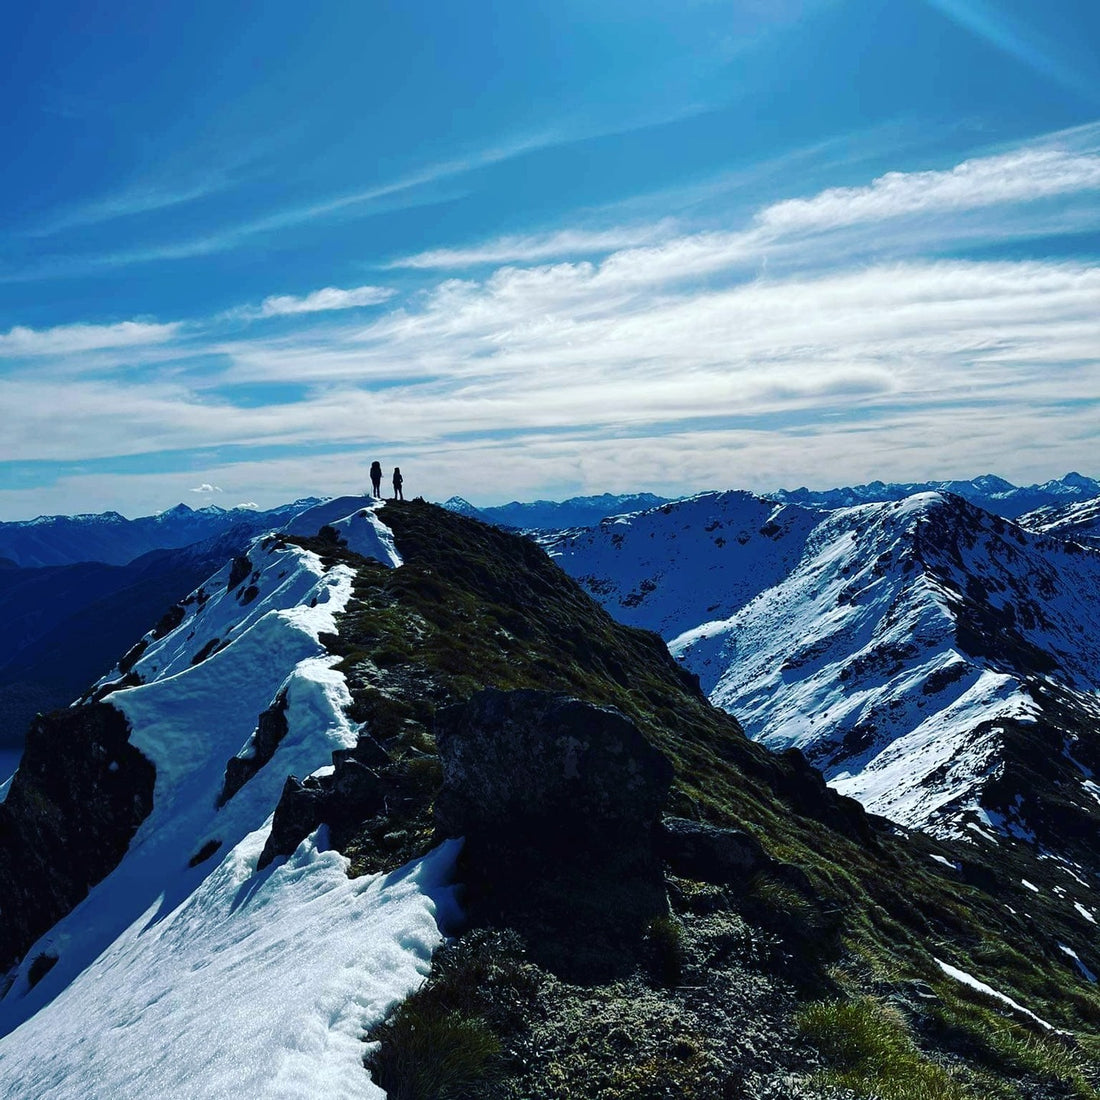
548,492,826,642
1019,497,1100,547
0,500,457,1098
554,492,1100,866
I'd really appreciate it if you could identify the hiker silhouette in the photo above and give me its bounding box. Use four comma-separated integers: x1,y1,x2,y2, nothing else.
369,461,382,498
392,467,404,501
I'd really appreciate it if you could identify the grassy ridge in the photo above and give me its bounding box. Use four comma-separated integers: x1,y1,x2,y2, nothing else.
292,501,1100,1097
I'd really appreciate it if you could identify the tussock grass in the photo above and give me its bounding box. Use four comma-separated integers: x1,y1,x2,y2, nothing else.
932,987,1099,1100
367,1004,500,1100
799,997,968,1100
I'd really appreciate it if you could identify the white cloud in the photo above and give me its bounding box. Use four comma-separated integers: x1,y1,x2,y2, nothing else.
0,320,180,358
189,483,223,493
389,222,678,269
4,131,1100,520
256,286,395,317
757,148,1100,234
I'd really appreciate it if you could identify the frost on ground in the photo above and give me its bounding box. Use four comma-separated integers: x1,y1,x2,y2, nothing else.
0,501,457,1098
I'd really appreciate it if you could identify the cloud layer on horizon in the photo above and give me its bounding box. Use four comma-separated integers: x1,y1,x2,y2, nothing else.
3,129,1099,517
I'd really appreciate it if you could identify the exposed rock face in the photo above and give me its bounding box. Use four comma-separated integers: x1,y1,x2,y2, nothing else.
218,690,290,807
257,739,391,869
434,689,674,979
0,704,155,970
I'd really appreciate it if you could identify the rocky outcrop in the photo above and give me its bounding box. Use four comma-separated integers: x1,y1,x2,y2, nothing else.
434,689,673,978
257,739,393,869
218,690,290,807
0,703,155,970
659,816,772,884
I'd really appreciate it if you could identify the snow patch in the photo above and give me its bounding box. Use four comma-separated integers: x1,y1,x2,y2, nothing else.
1058,944,1097,983
328,507,403,567
935,959,1058,1031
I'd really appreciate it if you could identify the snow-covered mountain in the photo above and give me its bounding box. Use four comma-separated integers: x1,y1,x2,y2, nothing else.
1019,497,1100,547
1,496,1097,1096
551,491,1100,877
0,499,461,1096
774,472,1100,520
0,499,323,568
442,491,670,530
0,528,273,760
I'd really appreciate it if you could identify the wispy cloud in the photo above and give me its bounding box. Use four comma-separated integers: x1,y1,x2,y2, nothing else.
254,285,395,318
375,145,1100,294
4,131,1100,517
388,222,678,269
757,148,1100,234
189,483,223,493
23,179,230,238
0,320,180,358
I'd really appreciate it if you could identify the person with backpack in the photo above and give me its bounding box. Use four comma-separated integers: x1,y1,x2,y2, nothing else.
369,460,382,498
392,467,404,501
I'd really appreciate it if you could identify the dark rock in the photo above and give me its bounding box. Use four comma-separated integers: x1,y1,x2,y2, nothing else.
27,952,58,989
117,638,148,675
0,703,155,970
151,602,186,640
218,690,290,807
188,838,223,868
227,555,252,591
257,776,329,869
257,746,389,869
190,637,222,666
338,733,391,770
331,758,384,805
434,689,674,980
435,689,672,843
659,816,772,884
90,670,143,702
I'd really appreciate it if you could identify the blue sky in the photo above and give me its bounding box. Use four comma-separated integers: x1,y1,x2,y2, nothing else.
2,0,1099,519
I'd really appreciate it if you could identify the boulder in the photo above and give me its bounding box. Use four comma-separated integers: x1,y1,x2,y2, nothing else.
659,816,771,884
435,688,672,845
434,689,673,979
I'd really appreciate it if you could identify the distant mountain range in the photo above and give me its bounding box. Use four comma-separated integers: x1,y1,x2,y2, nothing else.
440,474,1100,532
441,492,670,530
772,472,1100,520
0,499,322,568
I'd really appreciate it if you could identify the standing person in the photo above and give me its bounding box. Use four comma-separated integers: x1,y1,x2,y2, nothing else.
392,467,404,501
369,460,382,498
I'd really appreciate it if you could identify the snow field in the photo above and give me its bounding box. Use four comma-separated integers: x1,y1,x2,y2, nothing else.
935,959,1060,1032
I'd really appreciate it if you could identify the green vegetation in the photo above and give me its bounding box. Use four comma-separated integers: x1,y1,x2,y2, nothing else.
930,986,1099,1099
364,931,538,1099
799,997,966,1100
645,915,686,988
